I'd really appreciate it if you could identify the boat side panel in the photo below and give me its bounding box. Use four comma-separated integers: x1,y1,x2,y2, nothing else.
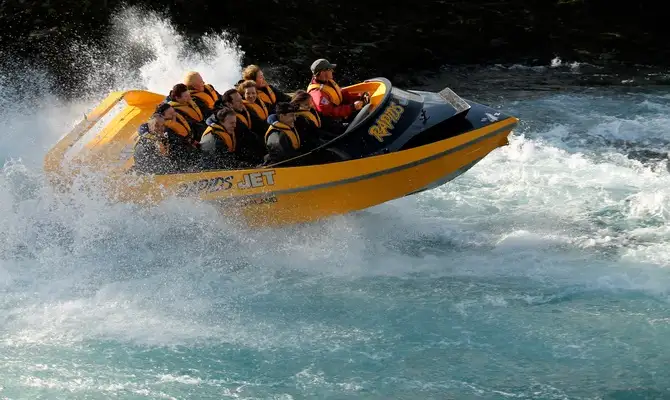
74,104,156,173
117,118,514,196
404,153,489,197
44,91,128,177
399,95,515,151
83,106,138,150
104,120,515,226
316,86,425,160
314,86,514,161
233,128,512,226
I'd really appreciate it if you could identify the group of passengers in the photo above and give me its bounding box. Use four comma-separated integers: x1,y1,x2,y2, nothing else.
133,58,368,174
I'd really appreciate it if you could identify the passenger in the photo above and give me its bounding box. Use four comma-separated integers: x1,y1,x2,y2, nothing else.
237,80,270,131
133,114,178,174
307,58,365,132
153,103,198,147
153,102,201,172
183,71,223,118
219,88,253,132
264,102,312,165
241,64,291,112
200,107,249,169
167,83,207,141
219,88,266,165
290,90,333,147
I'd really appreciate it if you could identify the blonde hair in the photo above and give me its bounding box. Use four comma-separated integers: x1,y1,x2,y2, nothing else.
242,65,261,81
183,71,203,87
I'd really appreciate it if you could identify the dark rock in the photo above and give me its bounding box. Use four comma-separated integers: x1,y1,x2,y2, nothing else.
0,0,667,97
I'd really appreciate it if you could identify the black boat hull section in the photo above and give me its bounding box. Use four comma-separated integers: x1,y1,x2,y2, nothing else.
270,78,514,167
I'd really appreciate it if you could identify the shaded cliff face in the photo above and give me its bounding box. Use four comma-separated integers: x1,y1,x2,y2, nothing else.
1,0,666,96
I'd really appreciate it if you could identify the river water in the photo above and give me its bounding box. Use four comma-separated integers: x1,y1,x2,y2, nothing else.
1,8,669,400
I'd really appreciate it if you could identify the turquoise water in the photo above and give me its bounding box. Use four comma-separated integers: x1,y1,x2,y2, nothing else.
2,9,670,399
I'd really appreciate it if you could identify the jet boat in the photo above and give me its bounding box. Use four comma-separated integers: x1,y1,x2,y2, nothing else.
43,77,518,226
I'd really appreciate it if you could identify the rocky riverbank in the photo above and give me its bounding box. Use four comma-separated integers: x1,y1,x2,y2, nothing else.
1,0,665,96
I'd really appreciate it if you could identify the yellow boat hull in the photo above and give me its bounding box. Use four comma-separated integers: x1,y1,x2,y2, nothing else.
44,87,518,227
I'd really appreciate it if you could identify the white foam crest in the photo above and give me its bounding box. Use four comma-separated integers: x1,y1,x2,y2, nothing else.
510,91,670,157
0,79,92,168
1,269,381,349
107,7,243,94
638,99,670,113
587,114,670,150
549,56,582,70
491,55,591,72
421,130,670,275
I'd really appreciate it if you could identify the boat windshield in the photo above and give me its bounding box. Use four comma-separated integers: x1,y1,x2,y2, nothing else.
391,87,424,104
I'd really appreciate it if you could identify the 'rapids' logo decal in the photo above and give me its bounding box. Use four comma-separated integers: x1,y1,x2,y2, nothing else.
368,101,404,142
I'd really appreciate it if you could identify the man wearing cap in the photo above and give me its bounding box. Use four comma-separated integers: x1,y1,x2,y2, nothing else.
307,59,365,131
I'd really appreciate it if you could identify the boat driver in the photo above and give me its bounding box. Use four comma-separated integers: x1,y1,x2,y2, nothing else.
307,58,365,133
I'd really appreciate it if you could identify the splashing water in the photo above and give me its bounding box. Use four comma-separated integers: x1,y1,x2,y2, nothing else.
1,7,670,399
88,7,243,95
1,7,243,170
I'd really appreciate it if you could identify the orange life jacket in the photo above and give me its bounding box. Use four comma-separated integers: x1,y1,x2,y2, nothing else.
257,85,277,108
243,99,269,121
307,79,343,106
265,121,300,150
188,84,219,112
168,100,204,122
295,108,321,128
201,123,236,152
236,107,252,130
164,113,192,139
